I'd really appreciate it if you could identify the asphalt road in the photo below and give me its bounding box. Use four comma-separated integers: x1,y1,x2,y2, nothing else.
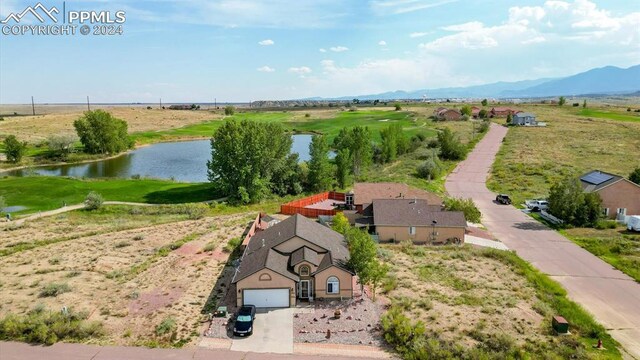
445,123,640,359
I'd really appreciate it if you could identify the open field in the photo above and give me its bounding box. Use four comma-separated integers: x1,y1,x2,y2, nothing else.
0,205,251,347
487,104,640,207
382,245,620,359
562,225,640,283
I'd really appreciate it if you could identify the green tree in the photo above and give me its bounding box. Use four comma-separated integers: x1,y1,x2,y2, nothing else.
334,126,372,177
73,110,132,155
334,148,352,189
307,135,334,192
379,123,408,164
443,197,481,223
437,128,466,160
548,176,601,227
460,105,472,116
629,167,640,185
367,261,389,301
558,96,566,106
331,212,350,235
506,113,513,124
478,109,488,119
207,119,293,203
582,99,587,108
345,228,377,291
394,103,402,111
224,106,235,115
271,153,304,196
576,192,602,227
481,99,488,106
3,135,27,163
47,134,77,159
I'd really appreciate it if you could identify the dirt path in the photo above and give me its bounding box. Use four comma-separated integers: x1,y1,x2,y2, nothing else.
7,201,157,226
445,123,640,359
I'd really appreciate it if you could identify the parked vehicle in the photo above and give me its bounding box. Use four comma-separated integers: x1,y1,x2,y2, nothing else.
496,194,512,205
628,215,640,232
233,305,256,337
526,199,549,212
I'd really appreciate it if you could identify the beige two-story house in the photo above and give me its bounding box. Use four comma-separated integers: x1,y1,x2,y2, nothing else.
231,214,354,308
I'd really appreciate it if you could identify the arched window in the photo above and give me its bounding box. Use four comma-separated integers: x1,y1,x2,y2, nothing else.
299,265,310,276
258,273,272,281
326,276,339,294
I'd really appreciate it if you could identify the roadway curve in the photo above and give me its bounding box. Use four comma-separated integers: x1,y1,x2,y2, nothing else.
445,123,640,359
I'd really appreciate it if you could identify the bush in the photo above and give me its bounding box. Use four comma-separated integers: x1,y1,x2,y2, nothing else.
437,128,467,160
416,158,443,180
0,306,103,345
155,317,176,337
3,135,27,163
478,120,490,133
394,103,402,111
84,191,104,211
594,220,617,230
381,306,426,355
443,197,481,223
175,203,208,220
223,237,242,253
224,106,235,115
39,283,71,297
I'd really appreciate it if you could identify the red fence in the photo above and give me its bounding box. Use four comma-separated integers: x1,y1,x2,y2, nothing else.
280,191,346,218
241,213,265,248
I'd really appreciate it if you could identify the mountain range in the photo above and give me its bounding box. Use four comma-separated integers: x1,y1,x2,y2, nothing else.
309,64,640,100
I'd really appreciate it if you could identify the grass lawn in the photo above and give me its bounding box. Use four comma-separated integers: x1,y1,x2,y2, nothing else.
0,177,219,214
487,104,640,207
578,108,640,122
562,226,640,282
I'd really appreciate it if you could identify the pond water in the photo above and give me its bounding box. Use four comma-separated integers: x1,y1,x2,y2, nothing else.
3,135,318,183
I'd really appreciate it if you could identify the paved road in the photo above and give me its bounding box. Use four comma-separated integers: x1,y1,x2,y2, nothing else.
445,123,640,359
0,341,378,360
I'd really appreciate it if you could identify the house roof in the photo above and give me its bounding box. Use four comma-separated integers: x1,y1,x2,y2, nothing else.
580,170,624,192
290,246,321,266
372,199,466,227
232,214,350,283
491,107,514,112
353,182,442,206
514,112,535,118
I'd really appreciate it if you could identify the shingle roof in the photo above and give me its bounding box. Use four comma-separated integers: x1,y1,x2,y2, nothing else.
232,214,350,283
580,170,624,192
290,246,321,266
353,182,442,206
513,112,535,118
372,199,466,227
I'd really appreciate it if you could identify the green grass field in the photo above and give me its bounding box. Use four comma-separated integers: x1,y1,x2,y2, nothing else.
0,177,219,214
578,108,640,122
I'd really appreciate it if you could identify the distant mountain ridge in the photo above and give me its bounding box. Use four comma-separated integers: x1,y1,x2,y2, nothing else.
305,64,640,100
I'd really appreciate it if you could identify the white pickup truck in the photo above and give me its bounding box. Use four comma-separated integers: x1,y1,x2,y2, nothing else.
526,199,549,212
628,216,640,232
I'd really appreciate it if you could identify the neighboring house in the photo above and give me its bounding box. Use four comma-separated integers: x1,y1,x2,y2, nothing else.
349,182,443,212
356,199,466,244
232,214,353,308
489,107,518,117
471,106,481,119
579,170,640,219
511,112,537,126
436,108,463,121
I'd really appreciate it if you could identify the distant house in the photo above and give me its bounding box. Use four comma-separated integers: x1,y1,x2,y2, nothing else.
579,170,640,219
232,214,353,308
511,112,537,126
356,199,466,244
471,106,481,119
436,108,463,121
489,107,518,118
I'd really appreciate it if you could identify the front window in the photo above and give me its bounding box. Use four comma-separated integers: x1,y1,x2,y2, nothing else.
409,226,416,235
603,208,609,216
299,265,310,276
327,276,339,294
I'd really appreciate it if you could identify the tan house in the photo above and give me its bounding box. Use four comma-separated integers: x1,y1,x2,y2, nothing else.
347,182,443,212
435,108,463,121
232,214,353,308
580,170,640,219
356,199,466,244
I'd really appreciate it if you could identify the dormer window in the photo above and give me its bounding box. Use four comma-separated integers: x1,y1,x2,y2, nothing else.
299,265,310,276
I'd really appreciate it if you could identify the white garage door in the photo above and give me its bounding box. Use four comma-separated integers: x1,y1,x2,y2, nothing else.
243,289,289,308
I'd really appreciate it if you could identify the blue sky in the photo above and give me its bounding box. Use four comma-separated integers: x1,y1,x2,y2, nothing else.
1,0,639,103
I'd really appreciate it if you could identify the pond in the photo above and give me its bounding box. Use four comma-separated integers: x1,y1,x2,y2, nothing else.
3,135,319,183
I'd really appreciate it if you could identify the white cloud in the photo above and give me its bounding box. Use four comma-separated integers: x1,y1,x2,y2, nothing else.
378,40,387,46
319,48,327,52
521,36,546,44
370,0,459,15
442,21,484,32
330,46,349,52
409,31,431,38
258,39,274,46
288,66,312,75
257,66,275,72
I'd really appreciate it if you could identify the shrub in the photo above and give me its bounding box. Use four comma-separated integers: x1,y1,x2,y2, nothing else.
224,106,235,115
3,135,27,163
0,306,103,345
416,158,443,180
478,120,490,133
437,128,467,160
84,191,104,211
39,283,71,297
155,317,176,337
305,113,310,118
394,103,402,111
223,237,242,253
176,203,208,220
594,220,617,230
381,306,426,355
443,197,481,223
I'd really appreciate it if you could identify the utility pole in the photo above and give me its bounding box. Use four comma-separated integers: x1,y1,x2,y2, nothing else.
86,96,91,111
160,98,162,108
31,96,35,115
214,98,217,109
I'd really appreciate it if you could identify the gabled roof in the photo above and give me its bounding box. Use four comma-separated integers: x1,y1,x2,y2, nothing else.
372,199,466,227
232,214,350,283
353,182,442,206
290,246,320,266
514,112,535,118
580,170,624,192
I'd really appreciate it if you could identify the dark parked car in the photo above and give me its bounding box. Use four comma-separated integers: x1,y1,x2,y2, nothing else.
496,194,512,205
233,305,256,337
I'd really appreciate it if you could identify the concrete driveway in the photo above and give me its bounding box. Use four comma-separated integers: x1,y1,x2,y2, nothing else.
446,123,640,359
230,308,294,354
